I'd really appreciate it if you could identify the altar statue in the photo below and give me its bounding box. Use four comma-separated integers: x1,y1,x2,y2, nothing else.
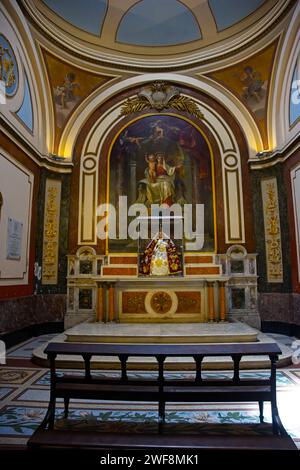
139,231,182,276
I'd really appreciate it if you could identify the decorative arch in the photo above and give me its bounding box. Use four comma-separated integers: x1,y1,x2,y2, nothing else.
59,73,263,159
68,82,256,256
0,1,51,154
289,57,300,127
271,1,300,150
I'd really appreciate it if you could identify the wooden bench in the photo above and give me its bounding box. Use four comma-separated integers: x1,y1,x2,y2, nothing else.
33,341,288,440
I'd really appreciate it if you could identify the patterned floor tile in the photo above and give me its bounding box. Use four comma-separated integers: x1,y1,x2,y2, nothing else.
290,370,300,379
0,406,47,436
14,388,51,402
0,387,14,401
0,368,39,385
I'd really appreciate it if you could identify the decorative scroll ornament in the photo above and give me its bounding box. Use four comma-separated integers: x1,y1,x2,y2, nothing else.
261,178,283,283
121,81,203,119
42,180,61,285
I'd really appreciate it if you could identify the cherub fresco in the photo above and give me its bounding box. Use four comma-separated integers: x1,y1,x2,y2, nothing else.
54,72,80,108
231,64,267,118
240,66,265,102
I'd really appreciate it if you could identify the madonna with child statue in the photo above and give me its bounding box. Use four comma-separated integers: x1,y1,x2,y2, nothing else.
138,230,183,276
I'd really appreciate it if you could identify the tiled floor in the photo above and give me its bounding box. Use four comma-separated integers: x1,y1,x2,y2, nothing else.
0,335,300,448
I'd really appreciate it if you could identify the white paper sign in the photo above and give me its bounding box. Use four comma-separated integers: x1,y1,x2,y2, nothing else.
6,217,23,260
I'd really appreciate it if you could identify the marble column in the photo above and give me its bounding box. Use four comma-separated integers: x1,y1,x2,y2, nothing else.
108,283,116,322
218,281,227,322
96,283,104,322
207,281,216,322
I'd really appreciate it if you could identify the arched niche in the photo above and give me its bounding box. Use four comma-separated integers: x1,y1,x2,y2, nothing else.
271,1,300,150
107,113,216,253
68,83,255,256
0,1,51,155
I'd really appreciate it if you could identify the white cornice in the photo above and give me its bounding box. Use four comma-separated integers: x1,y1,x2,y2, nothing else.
249,133,300,170
0,121,73,173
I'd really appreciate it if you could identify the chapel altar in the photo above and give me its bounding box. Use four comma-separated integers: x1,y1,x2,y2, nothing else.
65,110,260,331
65,245,259,329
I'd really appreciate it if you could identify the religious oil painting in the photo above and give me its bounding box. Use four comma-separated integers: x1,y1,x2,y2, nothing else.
108,114,215,254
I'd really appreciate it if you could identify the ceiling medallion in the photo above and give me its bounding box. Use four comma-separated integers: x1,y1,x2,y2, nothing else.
121,81,203,119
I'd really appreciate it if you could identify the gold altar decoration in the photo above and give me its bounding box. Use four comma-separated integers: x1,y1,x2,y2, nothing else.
121,81,203,119
150,291,173,314
42,179,61,284
176,292,201,313
122,292,147,314
261,178,283,282
121,290,203,317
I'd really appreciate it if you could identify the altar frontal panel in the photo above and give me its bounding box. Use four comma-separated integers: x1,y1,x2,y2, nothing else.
119,288,205,323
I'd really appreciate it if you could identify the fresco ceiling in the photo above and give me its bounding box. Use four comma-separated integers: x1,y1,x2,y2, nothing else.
16,0,290,153
24,0,280,60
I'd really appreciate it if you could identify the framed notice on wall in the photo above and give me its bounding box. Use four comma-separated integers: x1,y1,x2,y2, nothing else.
6,217,23,260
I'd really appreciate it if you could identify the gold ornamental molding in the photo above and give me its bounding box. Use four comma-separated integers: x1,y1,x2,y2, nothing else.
42,178,61,284
261,177,283,283
120,82,204,119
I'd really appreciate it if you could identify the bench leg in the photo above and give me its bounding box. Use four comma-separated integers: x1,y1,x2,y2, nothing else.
64,397,70,419
259,401,264,423
40,403,53,430
271,402,280,435
158,400,165,434
48,400,56,430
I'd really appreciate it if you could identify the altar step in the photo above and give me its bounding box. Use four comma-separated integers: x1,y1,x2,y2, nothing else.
32,322,293,370
65,321,258,344
101,254,221,277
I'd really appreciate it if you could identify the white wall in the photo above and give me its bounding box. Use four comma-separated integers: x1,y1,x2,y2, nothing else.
0,149,33,285
291,164,300,282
